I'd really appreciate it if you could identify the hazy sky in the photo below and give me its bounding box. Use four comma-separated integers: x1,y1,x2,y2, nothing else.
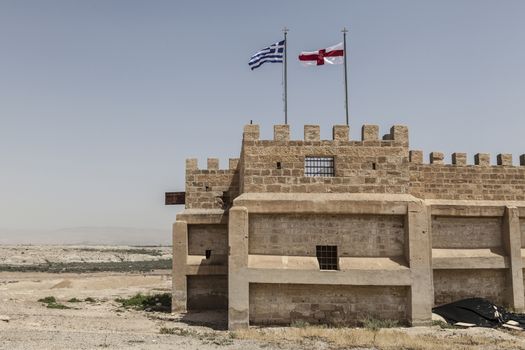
1,1,524,234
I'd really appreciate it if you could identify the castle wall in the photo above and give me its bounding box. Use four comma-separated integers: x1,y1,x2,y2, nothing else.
187,275,228,310
248,213,405,257
241,125,410,194
184,158,239,209
249,283,409,326
432,217,502,248
188,224,228,259
433,269,508,306
409,153,525,200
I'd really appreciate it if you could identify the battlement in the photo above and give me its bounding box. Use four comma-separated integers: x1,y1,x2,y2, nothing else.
409,151,525,167
185,157,240,172
243,124,409,146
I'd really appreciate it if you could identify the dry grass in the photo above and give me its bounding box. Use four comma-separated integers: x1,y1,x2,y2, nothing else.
233,326,525,350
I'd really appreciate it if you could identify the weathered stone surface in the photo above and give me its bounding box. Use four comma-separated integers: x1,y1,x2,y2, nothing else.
249,284,408,326
173,123,525,330
249,213,404,257
433,269,509,306
187,275,228,310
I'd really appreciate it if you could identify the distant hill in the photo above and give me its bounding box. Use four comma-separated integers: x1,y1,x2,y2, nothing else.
0,227,171,245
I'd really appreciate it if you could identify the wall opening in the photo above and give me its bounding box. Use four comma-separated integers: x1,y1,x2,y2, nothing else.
316,245,338,270
305,157,335,177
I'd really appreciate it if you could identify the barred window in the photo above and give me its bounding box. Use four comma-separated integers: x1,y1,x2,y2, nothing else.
304,157,334,177
316,245,338,270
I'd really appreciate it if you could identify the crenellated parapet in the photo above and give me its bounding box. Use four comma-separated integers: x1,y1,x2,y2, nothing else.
409,150,525,200
408,151,525,166
240,123,410,194
242,123,409,146
184,157,240,209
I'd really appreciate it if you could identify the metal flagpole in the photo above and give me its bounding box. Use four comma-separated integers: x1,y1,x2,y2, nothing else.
342,27,349,125
283,27,289,125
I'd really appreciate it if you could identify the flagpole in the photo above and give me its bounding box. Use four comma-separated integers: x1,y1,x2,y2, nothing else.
283,27,289,125
342,27,349,125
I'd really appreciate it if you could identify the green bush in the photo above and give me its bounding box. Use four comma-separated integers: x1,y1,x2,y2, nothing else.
115,293,171,312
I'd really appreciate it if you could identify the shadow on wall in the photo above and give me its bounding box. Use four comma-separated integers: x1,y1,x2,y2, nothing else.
178,310,228,331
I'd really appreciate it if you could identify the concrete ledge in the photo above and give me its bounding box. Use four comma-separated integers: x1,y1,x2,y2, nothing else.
244,267,412,286
247,255,408,270
234,193,419,215
176,209,228,224
185,264,228,275
432,248,509,269
429,205,506,217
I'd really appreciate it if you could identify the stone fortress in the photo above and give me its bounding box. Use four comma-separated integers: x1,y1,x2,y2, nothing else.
169,123,525,330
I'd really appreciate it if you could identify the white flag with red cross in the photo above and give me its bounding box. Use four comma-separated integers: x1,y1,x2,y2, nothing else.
298,42,344,66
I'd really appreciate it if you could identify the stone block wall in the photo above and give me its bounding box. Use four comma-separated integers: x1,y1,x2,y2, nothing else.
433,269,509,306
185,158,239,209
432,217,502,248
187,275,228,310
188,224,228,263
248,214,405,257
249,283,409,326
240,124,410,194
409,152,525,200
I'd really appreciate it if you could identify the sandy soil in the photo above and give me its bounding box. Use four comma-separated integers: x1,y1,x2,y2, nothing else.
2,246,525,349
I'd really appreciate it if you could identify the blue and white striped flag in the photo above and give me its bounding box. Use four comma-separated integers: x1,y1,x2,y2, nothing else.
248,40,285,70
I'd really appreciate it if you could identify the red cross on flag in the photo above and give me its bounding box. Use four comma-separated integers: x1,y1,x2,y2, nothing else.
298,42,344,66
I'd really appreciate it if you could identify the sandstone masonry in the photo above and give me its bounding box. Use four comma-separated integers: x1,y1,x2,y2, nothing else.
171,124,525,329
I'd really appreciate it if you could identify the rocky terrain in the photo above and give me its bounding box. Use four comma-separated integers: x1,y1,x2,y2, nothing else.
1,245,525,349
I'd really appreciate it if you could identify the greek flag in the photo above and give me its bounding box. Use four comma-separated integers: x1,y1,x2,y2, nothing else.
249,40,285,70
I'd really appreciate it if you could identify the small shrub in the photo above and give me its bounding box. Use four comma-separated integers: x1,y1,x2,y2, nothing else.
159,327,194,336
38,296,56,304
85,297,96,303
291,320,310,328
47,303,71,309
432,320,457,329
68,298,82,303
38,296,71,309
360,317,398,331
115,293,171,312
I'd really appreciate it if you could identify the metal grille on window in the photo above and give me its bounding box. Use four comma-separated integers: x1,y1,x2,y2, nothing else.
305,157,335,177
316,245,338,270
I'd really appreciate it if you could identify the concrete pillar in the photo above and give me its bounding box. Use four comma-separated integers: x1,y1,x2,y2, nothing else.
228,206,249,330
503,206,524,312
172,221,188,311
406,202,432,325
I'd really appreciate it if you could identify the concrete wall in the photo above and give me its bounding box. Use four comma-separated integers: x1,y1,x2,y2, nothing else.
249,283,409,326
187,275,228,310
249,214,405,257
433,269,509,306
188,224,228,260
521,219,525,247
432,217,502,248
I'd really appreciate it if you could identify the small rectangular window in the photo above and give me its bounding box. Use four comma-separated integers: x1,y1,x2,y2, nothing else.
305,157,334,177
316,245,338,270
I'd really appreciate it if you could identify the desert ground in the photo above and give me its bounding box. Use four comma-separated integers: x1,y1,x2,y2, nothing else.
2,246,525,349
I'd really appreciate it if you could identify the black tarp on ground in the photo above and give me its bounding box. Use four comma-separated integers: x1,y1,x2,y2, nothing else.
432,298,525,329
